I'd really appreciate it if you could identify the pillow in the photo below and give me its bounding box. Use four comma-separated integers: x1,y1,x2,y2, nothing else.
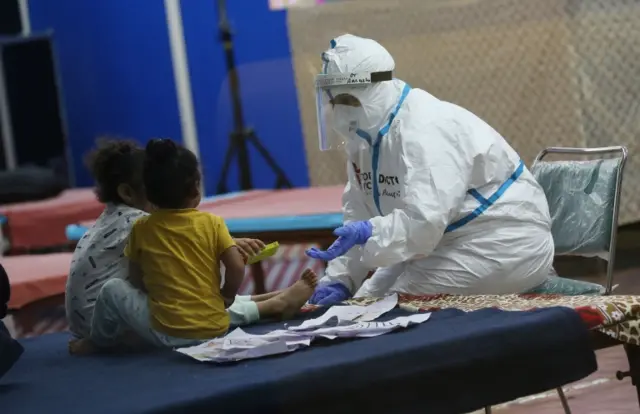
525,275,606,296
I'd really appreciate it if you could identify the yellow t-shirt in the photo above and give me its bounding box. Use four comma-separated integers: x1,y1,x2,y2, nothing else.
124,209,235,339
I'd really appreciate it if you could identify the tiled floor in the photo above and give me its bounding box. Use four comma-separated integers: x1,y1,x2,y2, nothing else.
473,224,640,413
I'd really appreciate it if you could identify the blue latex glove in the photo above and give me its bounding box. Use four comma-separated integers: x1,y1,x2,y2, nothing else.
308,282,352,305
306,221,373,261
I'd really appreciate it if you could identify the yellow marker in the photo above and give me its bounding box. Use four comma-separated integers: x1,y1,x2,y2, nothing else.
247,242,280,265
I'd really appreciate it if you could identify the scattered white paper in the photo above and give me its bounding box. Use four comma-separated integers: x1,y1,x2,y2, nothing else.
221,328,312,351
312,313,431,339
222,336,272,350
288,305,367,331
258,330,313,348
225,339,291,361
288,293,399,331
356,293,398,322
176,330,295,363
176,311,431,363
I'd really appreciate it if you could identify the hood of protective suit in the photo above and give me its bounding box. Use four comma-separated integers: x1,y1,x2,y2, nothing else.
322,34,402,143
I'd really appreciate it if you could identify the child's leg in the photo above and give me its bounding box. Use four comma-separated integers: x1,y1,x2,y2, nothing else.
258,269,318,319
241,269,320,303
91,279,157,347
70,279,165,354
228,269,318,326
245,291,281,302
236,274,315,304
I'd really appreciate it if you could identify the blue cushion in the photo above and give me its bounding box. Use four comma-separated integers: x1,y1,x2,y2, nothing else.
525,275,605,296
532,159,621,255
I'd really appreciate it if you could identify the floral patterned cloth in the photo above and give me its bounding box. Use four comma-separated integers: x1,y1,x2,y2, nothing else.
302,293,640,345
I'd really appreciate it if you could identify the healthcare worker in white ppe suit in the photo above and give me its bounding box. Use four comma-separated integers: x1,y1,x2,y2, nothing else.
305,34,555,306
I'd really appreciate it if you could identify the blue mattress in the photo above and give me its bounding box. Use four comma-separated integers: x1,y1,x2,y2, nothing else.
66,213,343,241
1,307,596,414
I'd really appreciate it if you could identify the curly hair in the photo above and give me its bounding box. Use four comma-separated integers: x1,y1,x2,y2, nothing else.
84,138,145,204
143,138,200,209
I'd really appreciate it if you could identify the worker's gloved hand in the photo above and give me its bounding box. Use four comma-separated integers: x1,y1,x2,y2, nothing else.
305,221,373,262
308,282,352,306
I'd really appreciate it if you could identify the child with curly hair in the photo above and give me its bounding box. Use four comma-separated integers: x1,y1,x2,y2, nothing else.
66,139,150,341
70,139,317,354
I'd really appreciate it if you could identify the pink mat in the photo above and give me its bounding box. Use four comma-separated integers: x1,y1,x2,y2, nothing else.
1,253,72,309
0,189,103,250
200,186,343,219
79,186,344,228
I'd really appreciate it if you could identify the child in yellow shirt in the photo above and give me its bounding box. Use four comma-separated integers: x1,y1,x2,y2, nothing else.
72,139,317,352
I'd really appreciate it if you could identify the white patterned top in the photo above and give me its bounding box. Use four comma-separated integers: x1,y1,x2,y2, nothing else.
65,203,148,338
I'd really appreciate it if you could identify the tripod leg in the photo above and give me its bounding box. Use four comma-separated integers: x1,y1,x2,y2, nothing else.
216,136,238,194
245,131,293,188
233,131,253,191
275,176,290,189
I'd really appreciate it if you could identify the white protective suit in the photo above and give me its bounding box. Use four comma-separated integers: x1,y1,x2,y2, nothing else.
318,34,555,297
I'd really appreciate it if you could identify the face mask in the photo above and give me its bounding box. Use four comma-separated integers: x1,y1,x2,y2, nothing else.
345,135,367,155
331,105,360,140
355,105,379,135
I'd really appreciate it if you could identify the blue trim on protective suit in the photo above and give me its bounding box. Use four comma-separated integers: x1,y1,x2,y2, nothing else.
369,83,412,215
322,41,336,100
321,54,334,101
355,129,372,146
444,160,525,233
468,189,489,204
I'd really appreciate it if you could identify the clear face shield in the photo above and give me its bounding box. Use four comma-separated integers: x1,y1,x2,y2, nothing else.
314,71,392,151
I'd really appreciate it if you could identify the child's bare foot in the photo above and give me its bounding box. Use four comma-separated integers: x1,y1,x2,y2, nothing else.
300,268,318,288
256,270,318,319
272,274,316,319
68,338,99,355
